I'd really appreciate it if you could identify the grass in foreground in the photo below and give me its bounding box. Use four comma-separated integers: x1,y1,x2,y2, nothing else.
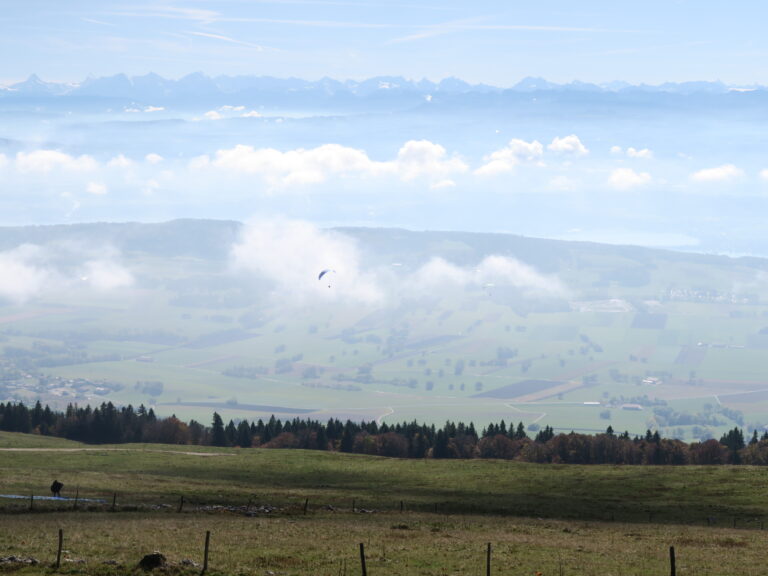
1,510,767,576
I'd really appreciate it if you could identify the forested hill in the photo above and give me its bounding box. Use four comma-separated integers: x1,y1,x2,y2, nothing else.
0,219,763,277
0,399,761,466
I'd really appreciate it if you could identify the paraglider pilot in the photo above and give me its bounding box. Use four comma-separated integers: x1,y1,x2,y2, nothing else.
50,479,63,498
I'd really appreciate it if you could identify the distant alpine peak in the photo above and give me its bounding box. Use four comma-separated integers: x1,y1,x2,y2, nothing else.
0,73,763,99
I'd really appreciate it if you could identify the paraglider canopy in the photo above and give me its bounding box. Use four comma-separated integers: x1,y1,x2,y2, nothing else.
318,269,336,287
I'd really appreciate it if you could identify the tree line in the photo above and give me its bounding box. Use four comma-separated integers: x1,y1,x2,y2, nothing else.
1,400,767,465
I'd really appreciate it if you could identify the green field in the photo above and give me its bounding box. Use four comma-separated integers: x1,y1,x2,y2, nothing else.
3,432,768,575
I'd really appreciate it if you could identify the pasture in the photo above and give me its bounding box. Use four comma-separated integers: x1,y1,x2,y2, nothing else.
2,434,768,575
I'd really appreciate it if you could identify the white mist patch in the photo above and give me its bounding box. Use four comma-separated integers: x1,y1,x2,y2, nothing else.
231,219,385,304
406,255,567,298
80,259,134,290
0,245,51,303
0,243,135,303
475,255,568,298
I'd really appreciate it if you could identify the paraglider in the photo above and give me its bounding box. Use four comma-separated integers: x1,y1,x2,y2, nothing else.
318,269,336,288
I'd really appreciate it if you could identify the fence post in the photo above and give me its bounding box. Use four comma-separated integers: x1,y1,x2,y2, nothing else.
29,493,33,511
304,498,309,515
178,496,185,513
73,488,79,510
111,492,117,511
202,531,211,575
400,500,404,513
56,528,63,569
669,546,676,576
359,543,367,576
486,542,491,576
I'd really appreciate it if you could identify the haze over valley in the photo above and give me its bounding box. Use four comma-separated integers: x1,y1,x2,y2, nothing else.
3,1,768,444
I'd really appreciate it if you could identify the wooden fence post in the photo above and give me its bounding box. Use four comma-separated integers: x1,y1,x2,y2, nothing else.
73,488,79,510
29,493,33,511
202,531,210,574
56,529,63,569
178,496,185,513
400,500,404,513
304,498,309,515
486,542,491,576
669,546,676,576
111,492,117,511
359,543,367,576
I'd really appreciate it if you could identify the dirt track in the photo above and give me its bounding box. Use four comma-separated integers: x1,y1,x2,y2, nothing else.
0,448,234,457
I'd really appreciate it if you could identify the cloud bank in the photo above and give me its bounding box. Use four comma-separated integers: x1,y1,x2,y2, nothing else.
0,244,134,303
230,220,568,307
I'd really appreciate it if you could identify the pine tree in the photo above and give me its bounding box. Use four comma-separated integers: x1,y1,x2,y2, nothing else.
211,412,227,446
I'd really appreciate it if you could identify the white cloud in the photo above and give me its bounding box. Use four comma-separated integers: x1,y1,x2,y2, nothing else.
626,147,653,159
408,258,469,291
16,150,98,173
145,106,165,113
145,153,164,165
205,143,387,186
241,110,262,118
107,154,134,168
474,139,543,176
690,164,743,182
195,140,464,188
0,245,50,303
430,179,456,189
548,135,588,156
759,169,768,181
395,140,467,182
475,255,568,297
81,259,134,290
0,243,135,302
204,110,223,120
231,219,384,304
608,168,651,190
86,182,108,195
610,146,653,159
220,105,245,112
407,255,567,298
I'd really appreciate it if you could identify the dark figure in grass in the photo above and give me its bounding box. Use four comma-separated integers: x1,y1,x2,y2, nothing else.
50,479,63,498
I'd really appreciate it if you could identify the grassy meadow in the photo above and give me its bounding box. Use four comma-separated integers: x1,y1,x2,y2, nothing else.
3,433,768,574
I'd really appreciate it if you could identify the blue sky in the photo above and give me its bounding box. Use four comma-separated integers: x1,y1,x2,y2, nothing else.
3,0,766,86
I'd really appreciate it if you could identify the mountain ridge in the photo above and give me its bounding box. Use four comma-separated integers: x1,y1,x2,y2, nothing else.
2,73,764,101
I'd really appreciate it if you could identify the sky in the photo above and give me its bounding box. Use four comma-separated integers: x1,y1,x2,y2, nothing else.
2,0,767,86
2,1,768,257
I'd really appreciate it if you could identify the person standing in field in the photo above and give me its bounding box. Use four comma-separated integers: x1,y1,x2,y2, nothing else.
50,479,63,497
